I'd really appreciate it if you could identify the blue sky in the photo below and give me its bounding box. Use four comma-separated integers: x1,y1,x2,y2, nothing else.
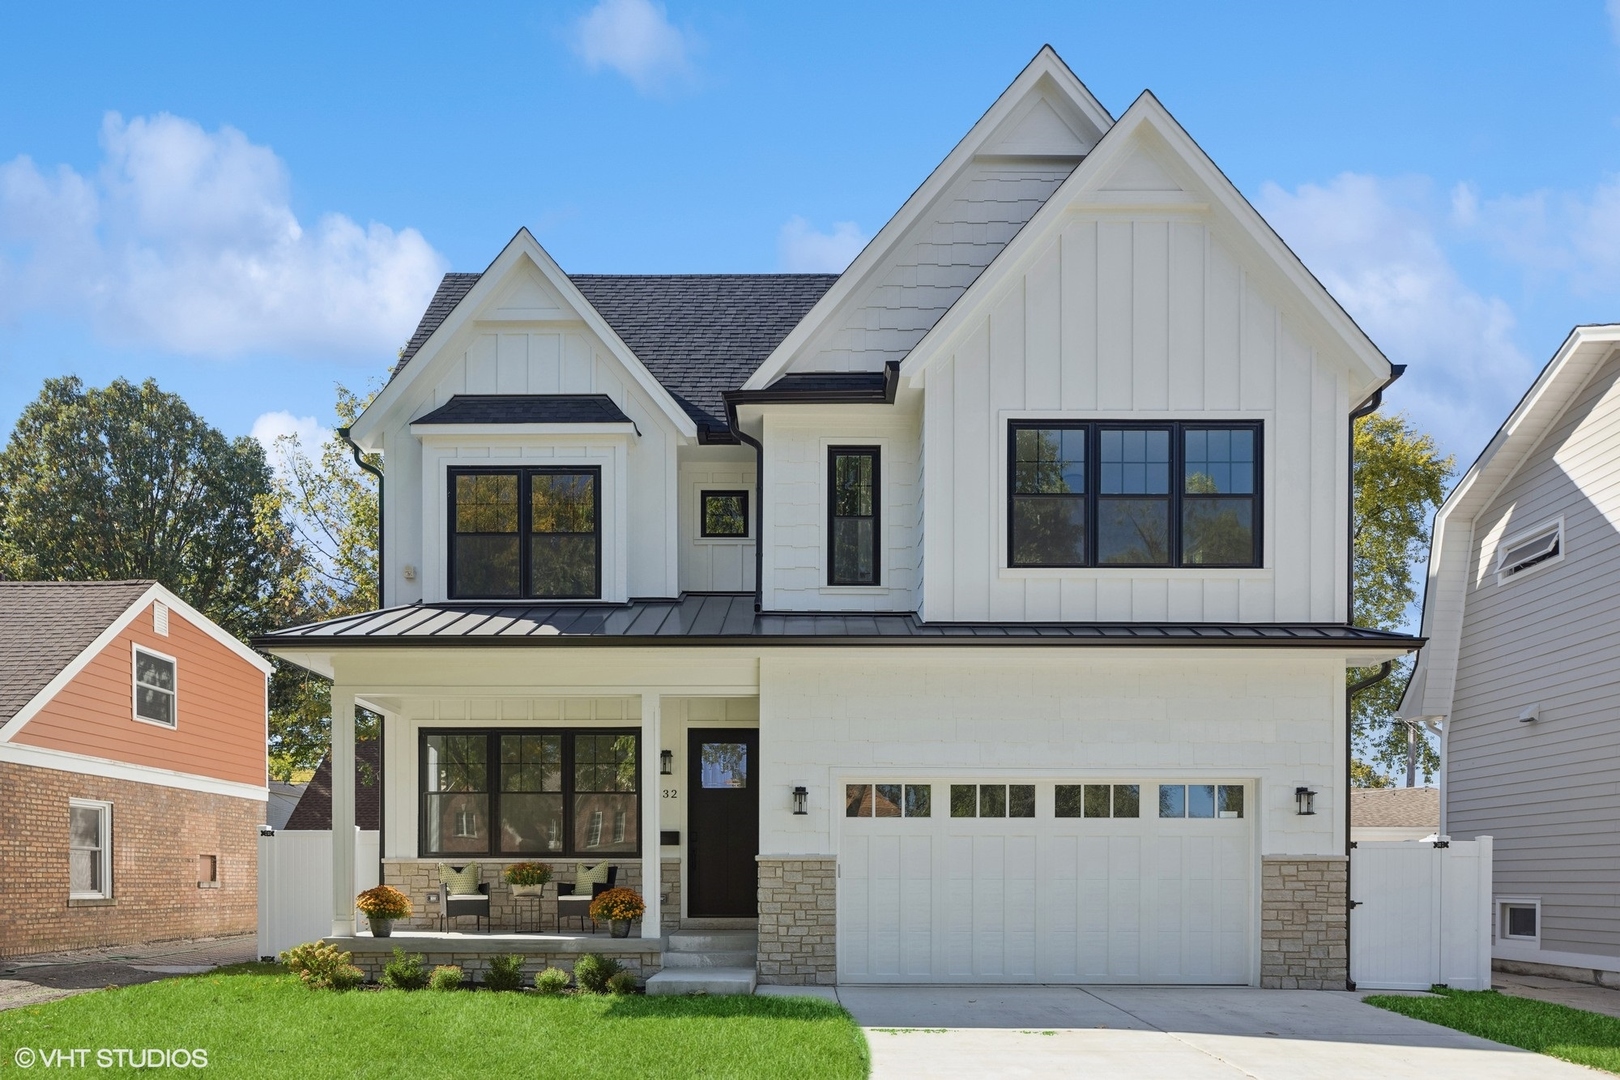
3,1,1619,473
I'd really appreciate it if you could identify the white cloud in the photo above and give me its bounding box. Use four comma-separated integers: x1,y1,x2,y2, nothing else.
572,0,695,94
1258,173,1535,464
0,113,445,360
1450,175,1620,297
1608,0,1620,44
777,216,868,273
251,410,328,479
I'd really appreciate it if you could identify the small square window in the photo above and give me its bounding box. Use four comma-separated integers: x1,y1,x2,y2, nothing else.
874,783,903,818
1158,785,1186,818
1113,785,1140,818
1055,785,1084,818
1217,785,1244,819
701,491,750,538
903,785,931,818
1009,785,1035,818
950,785,977,818
1083,785,1111,818
1502,902,1539,941
846,784,873,817
1188,785,1216,819
1496,519,1563,583
978,785,1008,818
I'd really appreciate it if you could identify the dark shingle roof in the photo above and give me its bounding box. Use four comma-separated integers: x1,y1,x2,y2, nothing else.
392,272,838,432
282,739,382,831
413,394,631,426
0,581,155,722
257,595,1426,651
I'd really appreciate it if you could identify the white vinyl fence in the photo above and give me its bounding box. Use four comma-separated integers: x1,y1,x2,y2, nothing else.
257,829,378,960
1350,837,1492,991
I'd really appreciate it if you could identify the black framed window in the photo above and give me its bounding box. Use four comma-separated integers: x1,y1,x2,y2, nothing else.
419,729,638,857
449,467,600,599
1007,422,1261,568
700,490,750,537
829,447,879,586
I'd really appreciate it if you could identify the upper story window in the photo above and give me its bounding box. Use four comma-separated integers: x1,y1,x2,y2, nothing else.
700,490,750,538
132,645,176,727
1495,518,1563,584
829,447,880,585
449,467,600,600
1009,422,1261,569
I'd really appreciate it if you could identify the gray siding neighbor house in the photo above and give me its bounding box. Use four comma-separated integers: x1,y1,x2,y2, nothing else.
1402,324,1620,981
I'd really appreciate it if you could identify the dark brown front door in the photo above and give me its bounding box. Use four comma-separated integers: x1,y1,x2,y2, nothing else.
687,728,759,917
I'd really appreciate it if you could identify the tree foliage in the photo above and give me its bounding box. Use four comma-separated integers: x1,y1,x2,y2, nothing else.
0,376,300,638
1350,412,1454,785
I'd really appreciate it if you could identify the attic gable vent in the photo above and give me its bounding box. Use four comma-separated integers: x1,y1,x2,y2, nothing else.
153,602,169,636
1496,519,1563,584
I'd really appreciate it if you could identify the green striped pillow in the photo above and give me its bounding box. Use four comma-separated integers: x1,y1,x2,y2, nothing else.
439,864,480,896
574,862,609,893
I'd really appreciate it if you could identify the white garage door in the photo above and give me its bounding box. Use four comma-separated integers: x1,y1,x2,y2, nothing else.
838,781,1254,984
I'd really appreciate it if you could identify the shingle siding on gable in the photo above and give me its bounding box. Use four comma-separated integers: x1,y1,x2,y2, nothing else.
1447,350,1620,960
789,164,1077,374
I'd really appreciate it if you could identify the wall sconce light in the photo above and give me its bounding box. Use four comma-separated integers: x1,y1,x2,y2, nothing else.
791,786,809,815
1295,786,1317,816
660,750,674,776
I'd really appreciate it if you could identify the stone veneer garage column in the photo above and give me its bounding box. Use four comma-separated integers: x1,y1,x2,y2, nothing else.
1261,855,1348,989
756,856,836,985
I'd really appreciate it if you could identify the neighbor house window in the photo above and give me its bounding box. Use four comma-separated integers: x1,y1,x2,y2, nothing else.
1500,901,1539,942
420,730,638,858
1496,519,1563,584
132,645,177,727
828,447,879,585
700,490,750,537
448,467,600,599
69,800,112,899
1008,422,1262,568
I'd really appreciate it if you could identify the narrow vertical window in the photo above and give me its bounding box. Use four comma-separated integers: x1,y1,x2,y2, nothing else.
451,471,520,597
1182,428,1258,566
829,447,880,586
69,801,112,899
1098,428,1171,565
1010,425,1087,565
529,472,598,598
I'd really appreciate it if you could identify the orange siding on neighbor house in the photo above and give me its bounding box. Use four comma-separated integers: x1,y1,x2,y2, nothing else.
13,602,266,787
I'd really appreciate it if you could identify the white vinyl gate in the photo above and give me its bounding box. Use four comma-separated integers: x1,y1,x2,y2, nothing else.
838,788,1254,984
257,829,378,959
1350,837,1492,991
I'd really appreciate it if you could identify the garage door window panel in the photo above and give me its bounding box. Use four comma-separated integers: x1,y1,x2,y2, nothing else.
847,783,930,818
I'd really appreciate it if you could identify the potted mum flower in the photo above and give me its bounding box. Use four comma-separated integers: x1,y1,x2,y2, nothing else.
588,887,646,938
503,862,553,897
356,885,413,938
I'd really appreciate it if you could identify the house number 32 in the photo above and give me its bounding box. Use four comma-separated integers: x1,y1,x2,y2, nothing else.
661,789,679,799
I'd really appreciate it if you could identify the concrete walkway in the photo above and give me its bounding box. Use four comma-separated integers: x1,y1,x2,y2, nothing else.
0,935,256,1011
817,985,1599,1078
1496,969,1620,1020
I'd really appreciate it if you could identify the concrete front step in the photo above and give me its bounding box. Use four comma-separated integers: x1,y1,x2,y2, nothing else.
661,949,758,969
645,966,757,996
666,930,758,953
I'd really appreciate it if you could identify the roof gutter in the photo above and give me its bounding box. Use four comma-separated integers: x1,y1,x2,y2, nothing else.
337,427,384,602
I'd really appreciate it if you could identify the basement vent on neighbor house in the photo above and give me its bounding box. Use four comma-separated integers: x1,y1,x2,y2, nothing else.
153,602,169,636
1496,519,1563,583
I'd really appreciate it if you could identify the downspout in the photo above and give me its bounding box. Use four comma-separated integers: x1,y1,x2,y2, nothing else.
336,425,384,885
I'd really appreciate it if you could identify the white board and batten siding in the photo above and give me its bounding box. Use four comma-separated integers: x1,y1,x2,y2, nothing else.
922,219,1350,624
1447,351,1620,963
678,458,757,594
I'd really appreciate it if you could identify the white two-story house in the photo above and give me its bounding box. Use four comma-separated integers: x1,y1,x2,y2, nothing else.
259,47,1417,990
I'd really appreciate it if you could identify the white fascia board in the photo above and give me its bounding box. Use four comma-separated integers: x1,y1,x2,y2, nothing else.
1399,324,1620,721
351,229,698,448
409,422,637,438
741,45,1113,391
0,740,268,802
901,91,1391,396
0,583,270,744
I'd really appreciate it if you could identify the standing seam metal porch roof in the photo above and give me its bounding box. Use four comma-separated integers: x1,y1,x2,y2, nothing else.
255,594,1424,649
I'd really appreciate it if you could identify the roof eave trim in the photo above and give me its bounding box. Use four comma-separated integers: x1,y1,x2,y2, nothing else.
254,631,1424,650
410,422,638,437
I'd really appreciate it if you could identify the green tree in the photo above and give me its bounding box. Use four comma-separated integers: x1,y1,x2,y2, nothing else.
0,376,299,639
264,384,381,780
1350,412,1453,786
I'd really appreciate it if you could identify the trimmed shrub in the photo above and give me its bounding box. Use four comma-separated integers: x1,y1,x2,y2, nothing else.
535,967,570,995
606,970,639,996
382,947,429,990
573,953,623,994
279,941,365,991
429,965,464,992
484,954,526,992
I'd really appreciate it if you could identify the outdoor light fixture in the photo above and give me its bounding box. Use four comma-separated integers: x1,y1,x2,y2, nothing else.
1295,786,1317,816
792,786,809,815
660,750,673,775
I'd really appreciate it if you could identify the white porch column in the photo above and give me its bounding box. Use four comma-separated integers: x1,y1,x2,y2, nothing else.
640,691,662,940
330,685,356,937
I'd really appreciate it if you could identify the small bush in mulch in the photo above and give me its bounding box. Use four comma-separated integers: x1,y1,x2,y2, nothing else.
573,953,623,995
428,965,464,992
278,942,363,991
606,970,639,996
483,954,526,992
381,948,429,990
535,967,570,995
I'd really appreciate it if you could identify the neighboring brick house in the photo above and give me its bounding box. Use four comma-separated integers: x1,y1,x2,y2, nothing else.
0,581,271,956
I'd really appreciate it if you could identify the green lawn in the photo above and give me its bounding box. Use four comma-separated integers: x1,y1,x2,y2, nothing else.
1366,985,1620,1075
0,964,869,1079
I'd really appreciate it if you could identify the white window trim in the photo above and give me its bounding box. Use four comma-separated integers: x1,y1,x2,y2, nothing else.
1497,896,1541,944
131,643,178,729
1495,517,1564,586
69,798,113,900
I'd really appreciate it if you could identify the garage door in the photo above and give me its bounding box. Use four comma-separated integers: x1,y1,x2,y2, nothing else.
837,780,1254,983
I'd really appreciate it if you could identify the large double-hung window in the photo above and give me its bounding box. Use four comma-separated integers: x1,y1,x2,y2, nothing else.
448,467,600,599
1009,422,1261,568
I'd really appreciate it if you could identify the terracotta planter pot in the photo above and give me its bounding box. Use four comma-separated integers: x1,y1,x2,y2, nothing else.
509,883,547,897
368,916,393,938
610,920,631,938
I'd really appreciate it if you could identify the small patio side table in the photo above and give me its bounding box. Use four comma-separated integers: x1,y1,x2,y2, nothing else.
513,892,545,934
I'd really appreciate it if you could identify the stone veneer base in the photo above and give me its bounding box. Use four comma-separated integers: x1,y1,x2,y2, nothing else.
756,856,836,986
1261,855,1348,990
337,933,660,983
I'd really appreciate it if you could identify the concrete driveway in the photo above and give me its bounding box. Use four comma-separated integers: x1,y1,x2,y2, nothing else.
830,985,1597,1078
